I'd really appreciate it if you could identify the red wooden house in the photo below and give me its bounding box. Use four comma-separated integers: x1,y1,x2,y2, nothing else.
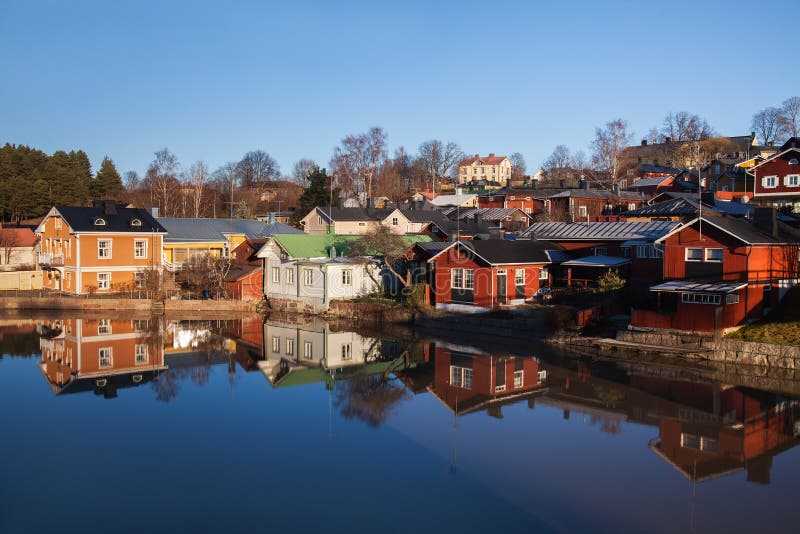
747,137,800,213
547,189,645,221
225,238,265,300
631,209,800,333
427,239,556,311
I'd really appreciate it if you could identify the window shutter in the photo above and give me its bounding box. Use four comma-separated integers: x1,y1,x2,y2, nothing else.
762,177,768,187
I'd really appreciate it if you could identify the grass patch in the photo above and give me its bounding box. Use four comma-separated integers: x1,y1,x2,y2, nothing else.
728,287,800,345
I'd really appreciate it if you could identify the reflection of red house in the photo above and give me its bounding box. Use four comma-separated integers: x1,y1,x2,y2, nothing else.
427,346,547,416
428,239,554,310
632,211,800,333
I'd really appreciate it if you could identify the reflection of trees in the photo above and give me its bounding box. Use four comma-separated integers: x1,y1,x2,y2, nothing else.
334,375,409,428
589,415,623,435
151,364,213,403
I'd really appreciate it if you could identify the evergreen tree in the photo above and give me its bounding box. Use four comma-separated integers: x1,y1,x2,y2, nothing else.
92,156,123,198
295,167,337,224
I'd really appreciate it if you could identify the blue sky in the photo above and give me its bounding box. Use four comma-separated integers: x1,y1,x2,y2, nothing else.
2,0,798,179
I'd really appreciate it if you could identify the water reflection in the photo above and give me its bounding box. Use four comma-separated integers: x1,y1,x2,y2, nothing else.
23,315,800,486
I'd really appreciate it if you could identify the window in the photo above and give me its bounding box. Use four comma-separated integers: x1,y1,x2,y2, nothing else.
358,222,366,227
452,268,463,289
785,175,800,187
65,272,72,288
726,293,740,304
286,338,294,355
681,293,721,305
515,269,525,285
317,216,323,225
342,269,352,286
680,432,699,449
578,206,587,217
763,175,778,188
286,268,295,284
593,247,608,256
98,319,111,335
133,319,149,332
705,248,724,262
685,248,703,261
272,267,280,284
513,370,524,388
391,217,398,226
539,267,549,280
134,239,147,259
135,271,145,289
54,217,62,230
97,272,111,290
135,344,148,364
636,245,648,258
64,239,71,258
93,217,106,226
341,343,352,360
272,336,280,353
97,239,112,259
628,203,636,211
464,269,474,289
450,366,473,389
537,370,547,384
99,347,113,368
130,218,142,227
303,341,313,360
303,268,314,286
525,207,532,214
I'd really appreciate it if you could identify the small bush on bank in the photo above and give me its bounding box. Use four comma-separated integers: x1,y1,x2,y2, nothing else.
728,287,800,345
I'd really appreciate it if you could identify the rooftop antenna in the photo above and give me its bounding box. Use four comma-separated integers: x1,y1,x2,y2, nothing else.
697,144,703,242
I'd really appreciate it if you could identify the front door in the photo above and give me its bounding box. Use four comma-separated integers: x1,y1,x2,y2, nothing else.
497,270,507,305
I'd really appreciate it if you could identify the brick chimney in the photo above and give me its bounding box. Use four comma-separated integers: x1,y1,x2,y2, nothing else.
488,153,495,157
754,207,778,238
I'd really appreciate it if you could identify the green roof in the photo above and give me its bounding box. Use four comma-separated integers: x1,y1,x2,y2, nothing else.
272,359,409,389
273,233,433,259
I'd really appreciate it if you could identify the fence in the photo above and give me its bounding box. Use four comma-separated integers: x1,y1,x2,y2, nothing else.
0,271,43,291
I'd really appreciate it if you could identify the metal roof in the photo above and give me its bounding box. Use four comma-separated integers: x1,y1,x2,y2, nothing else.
520,221,679,241
446,207,528,221
628,176,671,189
650,281,747,293
562,255,630,267
159,217,301,243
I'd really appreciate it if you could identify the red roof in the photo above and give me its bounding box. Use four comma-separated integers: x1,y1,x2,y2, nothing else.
0,227,37,247
459,153,508,167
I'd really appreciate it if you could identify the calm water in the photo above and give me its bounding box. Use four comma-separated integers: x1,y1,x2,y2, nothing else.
1,315,799,533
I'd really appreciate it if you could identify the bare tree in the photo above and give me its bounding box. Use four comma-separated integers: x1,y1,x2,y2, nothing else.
144,148,181,217
188,161,209,218
780,96,800,139
330,127,388,206
351,225,413,287
543,145,572,171
752,107,787,146
0,227,19,266
123,170,140,190
571,150,588,170
237,150,280,188
660,111,714,142
591,119,633,186
213,162,240,218
416,140,463,192
291,158,317,184
509,152,527,181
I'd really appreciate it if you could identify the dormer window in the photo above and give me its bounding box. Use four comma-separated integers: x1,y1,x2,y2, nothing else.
130,218,142,227
94,217,106,226
790,158,799,165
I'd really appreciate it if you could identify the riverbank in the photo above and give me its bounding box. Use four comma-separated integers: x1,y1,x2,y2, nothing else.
0,295,258,313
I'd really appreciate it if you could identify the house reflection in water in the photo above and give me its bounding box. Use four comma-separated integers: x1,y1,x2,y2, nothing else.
259,318,409,388
418,343,548,417
37,318,166,398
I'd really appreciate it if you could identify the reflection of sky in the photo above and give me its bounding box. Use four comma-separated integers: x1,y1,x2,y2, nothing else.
4,322,800,533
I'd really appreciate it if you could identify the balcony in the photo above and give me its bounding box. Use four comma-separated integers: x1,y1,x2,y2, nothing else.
38,253,64,266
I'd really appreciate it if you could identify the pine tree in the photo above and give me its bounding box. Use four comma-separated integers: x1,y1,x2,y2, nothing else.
93,156,123,199
296,167,337,223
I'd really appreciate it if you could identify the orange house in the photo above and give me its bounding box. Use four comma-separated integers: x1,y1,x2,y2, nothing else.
38,317,166,397
35,201,166,294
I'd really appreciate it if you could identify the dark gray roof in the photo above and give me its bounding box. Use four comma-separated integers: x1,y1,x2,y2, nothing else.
549,189,645,201
628,176,671,189
317,207,393,222
625,197,700,216
520,221,679,241
682,216,800,245
639,164,681,175
159,217,300,243
399,209,450,224
55,203,166,233
443,207,529,221
449,239,554,265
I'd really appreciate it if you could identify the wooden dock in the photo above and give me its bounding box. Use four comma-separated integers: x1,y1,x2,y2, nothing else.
596,338,712,355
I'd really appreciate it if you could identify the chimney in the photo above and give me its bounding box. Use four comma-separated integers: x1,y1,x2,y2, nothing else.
754,207,778,238
559,179,565,189
641,139,648,146
150,207,159,218
665,137,671,144
103,200,117,215
751,131,756,139
582,179,589,190
488,153,495,157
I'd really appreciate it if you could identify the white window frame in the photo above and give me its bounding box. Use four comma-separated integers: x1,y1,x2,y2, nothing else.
99,347,113,368
763,175,778,188
391,217,399,226
513,370,524,388
303,268,314,286
681,292,722,305
539,267,549,280
134,239,147,259
578,206,587,217
303,341,313,360
97,239,112,259
450,366,473,389
286,338,294,355
342,269,352,286
135,344,148,364
286,268,295,284
705,248,724,262
135,271,145,289
97,272,111,290
726,293,740,304
341,343,352,360
452,268,464,289
272,336,280,353
272,267,280,284
54,217,62,230
685,247,703,262
785,174,800,187
464,269,474,289
97,319,111,335
628,203,636,211
515,269,525,285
